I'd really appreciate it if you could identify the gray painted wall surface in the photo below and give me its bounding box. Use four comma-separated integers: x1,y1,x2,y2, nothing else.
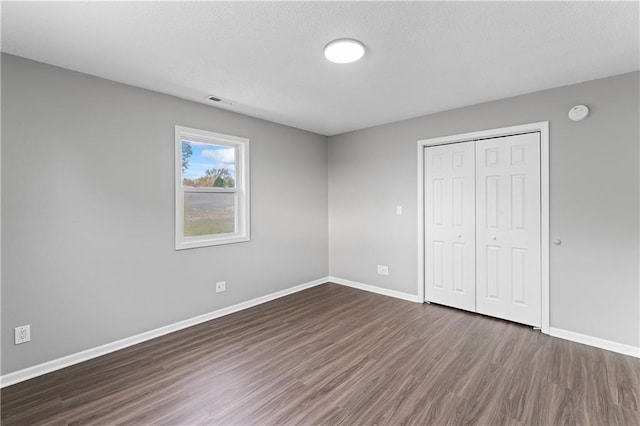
329,72,639,348
2,54,638,376
1,54,329,374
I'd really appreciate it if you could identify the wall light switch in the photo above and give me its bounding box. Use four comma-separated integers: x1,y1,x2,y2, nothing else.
396,205,403,215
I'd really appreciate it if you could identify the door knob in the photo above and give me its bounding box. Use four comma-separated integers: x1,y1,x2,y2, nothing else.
492,237,497,240
554,239,562,245
457,234,462,238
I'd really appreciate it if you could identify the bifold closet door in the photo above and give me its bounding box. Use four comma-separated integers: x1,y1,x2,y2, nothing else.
476,133,541,327
424,141,476,312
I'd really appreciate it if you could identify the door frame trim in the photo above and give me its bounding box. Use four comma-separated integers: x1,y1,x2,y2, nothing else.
417,121,550,334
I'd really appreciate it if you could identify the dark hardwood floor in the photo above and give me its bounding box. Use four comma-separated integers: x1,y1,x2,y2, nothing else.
2,283,639,425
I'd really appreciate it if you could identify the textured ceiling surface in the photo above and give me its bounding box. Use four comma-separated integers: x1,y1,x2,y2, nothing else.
2,1,639,136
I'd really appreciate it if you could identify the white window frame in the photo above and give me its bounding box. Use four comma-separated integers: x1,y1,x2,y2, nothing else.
175,125,250,250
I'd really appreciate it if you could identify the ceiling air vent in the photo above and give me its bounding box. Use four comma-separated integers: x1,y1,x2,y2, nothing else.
205,94,232,106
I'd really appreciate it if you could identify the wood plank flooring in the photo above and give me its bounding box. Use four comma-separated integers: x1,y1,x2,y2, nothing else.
2,283,639,425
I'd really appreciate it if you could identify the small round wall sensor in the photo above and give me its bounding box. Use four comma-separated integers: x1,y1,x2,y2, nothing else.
568,104,589,121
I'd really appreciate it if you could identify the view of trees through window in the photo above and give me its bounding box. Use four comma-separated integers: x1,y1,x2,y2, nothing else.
181,140,236,188
181,140,237,236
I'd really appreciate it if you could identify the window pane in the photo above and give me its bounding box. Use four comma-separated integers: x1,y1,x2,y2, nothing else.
184,192,235,237
182,140,236,188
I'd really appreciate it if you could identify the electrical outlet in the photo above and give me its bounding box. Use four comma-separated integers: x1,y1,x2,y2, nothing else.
377,265,389,275
215,280,226,293
15,325,30,345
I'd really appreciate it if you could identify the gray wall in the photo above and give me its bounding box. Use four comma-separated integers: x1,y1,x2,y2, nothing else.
2,53,638,376
329,72,639,348
1,54,329,374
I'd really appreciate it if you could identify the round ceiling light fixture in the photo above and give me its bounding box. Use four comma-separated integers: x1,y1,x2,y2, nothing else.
324,38,365,64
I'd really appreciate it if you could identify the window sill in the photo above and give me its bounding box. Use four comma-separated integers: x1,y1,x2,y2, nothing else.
175,234,250,250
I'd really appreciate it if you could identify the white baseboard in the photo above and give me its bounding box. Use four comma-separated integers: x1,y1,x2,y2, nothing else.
328,276,422,303
549,327,640,358
0,277,328,388
6,278,635,388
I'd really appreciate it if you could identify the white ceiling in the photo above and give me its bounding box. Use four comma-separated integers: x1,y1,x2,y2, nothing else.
2,1,639,136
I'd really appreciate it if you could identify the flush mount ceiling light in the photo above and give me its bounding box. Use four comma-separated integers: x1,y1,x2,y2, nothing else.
324,39,365,64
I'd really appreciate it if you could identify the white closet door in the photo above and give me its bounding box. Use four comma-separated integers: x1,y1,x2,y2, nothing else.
425,141,476,312
476,133,541,326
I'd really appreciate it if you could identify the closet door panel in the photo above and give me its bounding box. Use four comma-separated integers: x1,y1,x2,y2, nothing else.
425,142,475,312
476,133,541,326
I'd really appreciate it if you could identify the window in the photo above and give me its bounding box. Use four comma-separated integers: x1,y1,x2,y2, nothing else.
175,126,250,249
